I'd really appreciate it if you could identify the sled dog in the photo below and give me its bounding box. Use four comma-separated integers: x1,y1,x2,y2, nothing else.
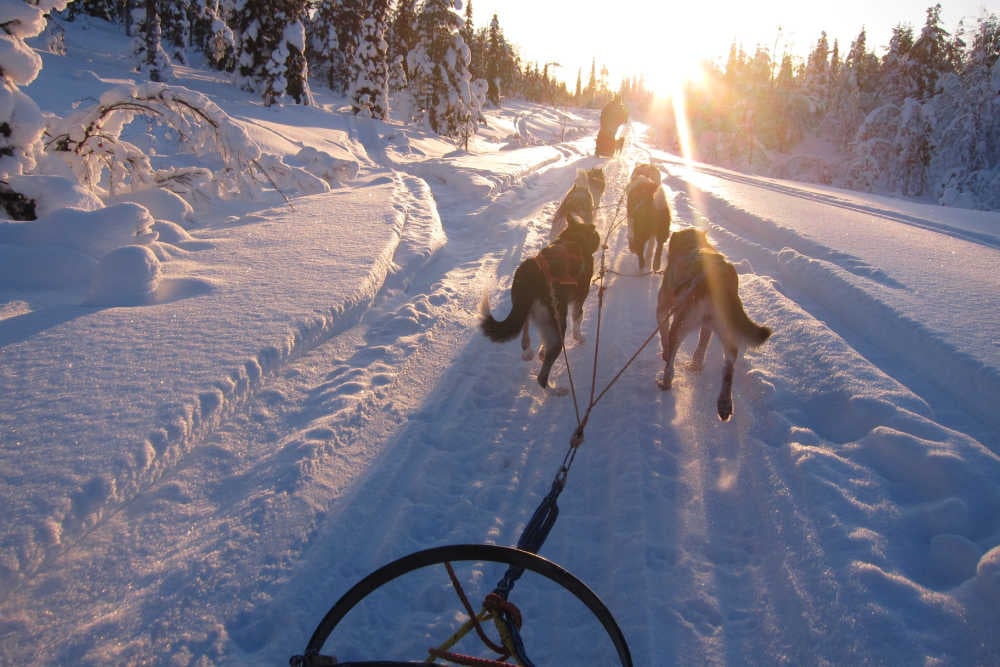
481,215,601,393
625,163,671,272
550,167,605,241
655,227,772,420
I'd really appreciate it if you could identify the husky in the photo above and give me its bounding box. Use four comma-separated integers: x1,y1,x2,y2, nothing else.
481,215,602,394
550,167,605,241
655,227,772,420
626,163,671,272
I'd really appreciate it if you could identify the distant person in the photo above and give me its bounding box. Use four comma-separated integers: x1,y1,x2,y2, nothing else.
596,95,628,157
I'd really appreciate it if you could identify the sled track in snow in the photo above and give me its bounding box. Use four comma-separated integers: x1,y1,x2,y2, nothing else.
654,160,999,446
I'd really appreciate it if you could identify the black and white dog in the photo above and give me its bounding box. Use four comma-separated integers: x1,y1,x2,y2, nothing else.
481,215,601,393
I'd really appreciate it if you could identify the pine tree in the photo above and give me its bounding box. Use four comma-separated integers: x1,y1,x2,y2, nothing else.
893,97,931,195
0,0,70,218
407,0,479,141
803,31,831,115
909,3,961,99
233,0,312,106
189,0,236,71
158,0,192,64
924,14,1000,208
306,0,363,94
485,13,503,105
388,0,418,83
131,0,172,82
305,0,340,91
349,0,391,118
66,0,123,22
881,24,917,103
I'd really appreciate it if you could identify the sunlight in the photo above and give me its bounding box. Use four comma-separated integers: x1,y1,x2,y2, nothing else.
641,57,707,105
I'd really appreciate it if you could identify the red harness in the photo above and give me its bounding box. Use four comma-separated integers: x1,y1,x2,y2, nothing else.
534,241,585,288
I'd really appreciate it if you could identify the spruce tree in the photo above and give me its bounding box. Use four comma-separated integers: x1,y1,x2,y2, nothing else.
305,0,340,91
408,0,479,141
190,0,236,71
388,0,418,83
909,3,961,99
485,14,503,105
233,0,312,106
131,0,172,82
349,0,391,118
0,0,70,218
881,24,917,103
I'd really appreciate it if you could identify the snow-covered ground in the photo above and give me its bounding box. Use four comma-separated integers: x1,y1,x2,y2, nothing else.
1,16,999,667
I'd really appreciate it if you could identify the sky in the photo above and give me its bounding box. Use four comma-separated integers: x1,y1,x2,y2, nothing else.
2,12,1000,667
472,0,993,92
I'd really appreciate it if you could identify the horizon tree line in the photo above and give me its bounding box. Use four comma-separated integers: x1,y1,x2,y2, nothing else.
11,1,1000,209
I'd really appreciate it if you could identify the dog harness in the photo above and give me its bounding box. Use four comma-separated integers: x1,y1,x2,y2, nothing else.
663,249,706,297
534,241,586,288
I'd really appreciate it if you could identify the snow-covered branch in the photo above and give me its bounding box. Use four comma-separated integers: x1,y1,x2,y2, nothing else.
43,82,264,198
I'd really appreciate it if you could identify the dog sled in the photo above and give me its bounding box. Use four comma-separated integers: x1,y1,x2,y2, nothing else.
290,543,633,666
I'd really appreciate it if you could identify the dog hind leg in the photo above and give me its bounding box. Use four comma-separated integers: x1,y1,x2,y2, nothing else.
520,320,534,361
689,326,712,371
536,302,569,395
570,299,585,343
717,344,737,420
657,318,686,390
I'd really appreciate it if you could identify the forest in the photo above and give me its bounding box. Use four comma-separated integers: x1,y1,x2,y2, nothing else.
5,1,1000,210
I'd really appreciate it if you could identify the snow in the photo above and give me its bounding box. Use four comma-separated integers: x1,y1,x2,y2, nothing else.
2,14,1000,667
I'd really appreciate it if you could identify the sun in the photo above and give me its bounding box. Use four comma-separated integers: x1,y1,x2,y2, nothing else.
637,46,710,102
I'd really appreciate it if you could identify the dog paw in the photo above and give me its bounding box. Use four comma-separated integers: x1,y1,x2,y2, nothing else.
717,398,733,421
656,375,672,390
546,384,570,397
521,350,534,361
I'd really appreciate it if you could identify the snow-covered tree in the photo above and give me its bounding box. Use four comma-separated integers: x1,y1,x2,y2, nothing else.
158,0,192,64
881,24,918,103
909,3,963,100
924,16,1000,208
801,31,832,118
131,0,173,82
387,0,417,84
407,0,479,141
893,97,932,195
189,0,236,71
0,0,70,216
306,0,363,94
304,0,340,91
485,13,502,105
232,0,312,106
65,0,122,22
348,0,390,119
45,83,265,199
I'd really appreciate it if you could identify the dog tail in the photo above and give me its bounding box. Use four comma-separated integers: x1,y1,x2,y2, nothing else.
479,274,535,343
713,259,772,347
727,299,772,347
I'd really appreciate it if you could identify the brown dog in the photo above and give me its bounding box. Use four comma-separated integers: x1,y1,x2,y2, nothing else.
625,163,671,272
656,228,771,420
551,167,604,241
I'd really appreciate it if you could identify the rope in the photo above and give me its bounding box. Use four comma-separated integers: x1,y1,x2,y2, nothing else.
472,154,672,667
